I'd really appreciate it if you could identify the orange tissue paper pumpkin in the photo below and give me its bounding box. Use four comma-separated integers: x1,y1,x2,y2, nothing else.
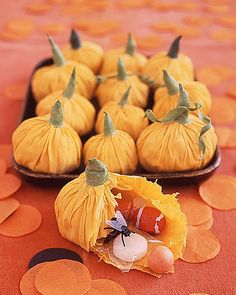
36,68,96,136
96,57,148,108
62,29,104,74
83,112,138,174
153,70,212,118
32,35,96,102
100,33,147,75
12,101,82,174
137,84,217,172
95,86,149,141
142,36,194,87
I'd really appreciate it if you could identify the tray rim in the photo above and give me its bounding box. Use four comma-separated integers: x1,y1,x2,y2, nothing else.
12,57,222,183
12,147,222,181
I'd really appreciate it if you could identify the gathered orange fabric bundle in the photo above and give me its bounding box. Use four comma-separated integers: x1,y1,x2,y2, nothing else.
153,70,212,117
83,112,138,174
100,33,147,75
96,57,148,108
32,35,96,101
62,29,104,74
12,101,82,174
36,68,96,136
95,86,148,141
142,36,194,87
137,84,217,172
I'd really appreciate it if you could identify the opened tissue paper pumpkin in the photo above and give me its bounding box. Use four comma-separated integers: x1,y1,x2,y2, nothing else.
55,159,187,277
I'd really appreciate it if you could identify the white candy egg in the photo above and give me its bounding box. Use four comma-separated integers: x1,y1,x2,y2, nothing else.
112,233,148,262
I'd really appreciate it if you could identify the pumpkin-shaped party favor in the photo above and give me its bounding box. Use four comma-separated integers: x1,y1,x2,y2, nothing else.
137,84,217,172
100,33,147,75
36,68,95,136
142,36,194,87
32,36,96,102
55,159,187,277
62,29,104,74
55,159,119,251
12,101,82,174
83,112,138,174
96,58,148,108
153,70,212,118
95,87,148,141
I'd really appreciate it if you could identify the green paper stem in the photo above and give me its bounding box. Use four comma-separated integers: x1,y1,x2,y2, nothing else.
198,112,212,160
117,58,128,80
85,158,109,186
138,74,155,87
167,36,182,58
96,72,135,84
104,112,116,136
49,101,63,128
48,35,66,67
63,68,76,99
96,75,107,84
119,86,131,107
147,84,201,125
70,29,81,50
177,83,190,108
145,109,160,123
146,108,190,124
125,33,136,56
163,70,179,95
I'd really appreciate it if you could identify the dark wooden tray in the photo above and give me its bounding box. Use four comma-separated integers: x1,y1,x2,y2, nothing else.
12,58,221,185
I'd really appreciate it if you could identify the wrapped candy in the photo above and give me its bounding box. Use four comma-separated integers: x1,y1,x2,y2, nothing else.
132,207,166,235
95,87,148,141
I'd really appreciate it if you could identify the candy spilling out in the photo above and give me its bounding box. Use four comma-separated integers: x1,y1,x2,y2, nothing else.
104,208,174,274
55,159,186,277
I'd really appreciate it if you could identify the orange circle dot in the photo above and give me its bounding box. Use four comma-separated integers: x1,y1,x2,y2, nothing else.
0,204,41,237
